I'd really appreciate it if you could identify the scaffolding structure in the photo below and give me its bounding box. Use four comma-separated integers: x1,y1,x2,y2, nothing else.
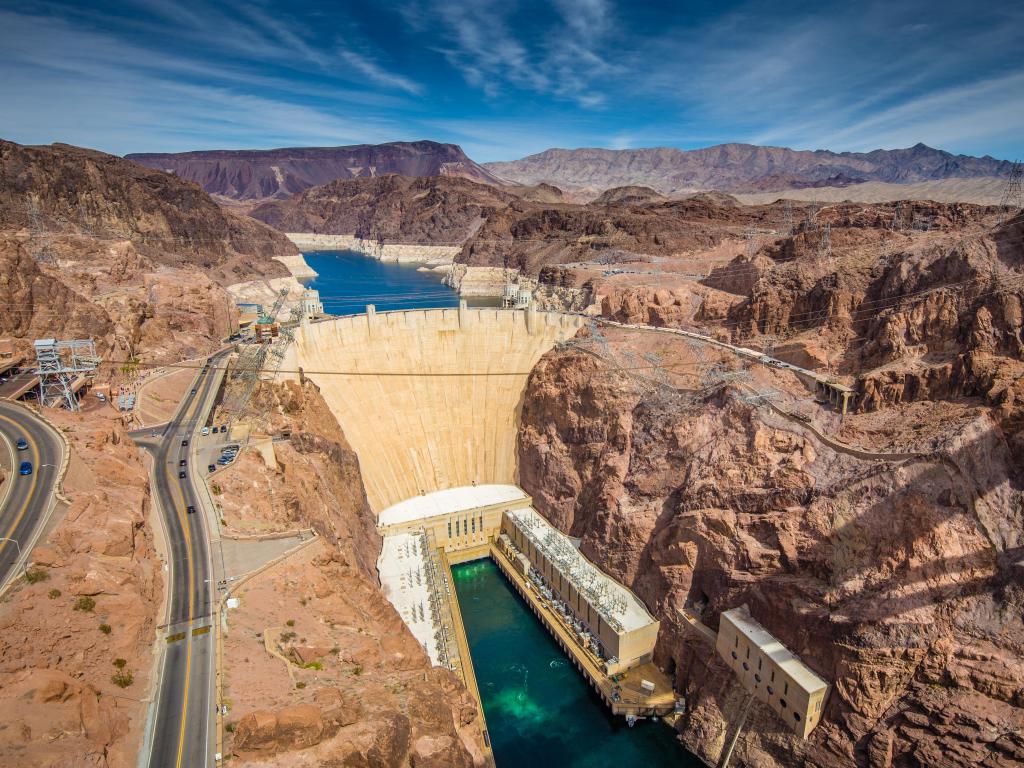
34,338,100,411
514,511,629,635
220,289,290,420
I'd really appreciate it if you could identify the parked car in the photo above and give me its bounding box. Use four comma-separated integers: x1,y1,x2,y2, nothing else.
201,427,209,436
16,438,28,451
19,461,32,475
219,426,227,433
207,464,216,473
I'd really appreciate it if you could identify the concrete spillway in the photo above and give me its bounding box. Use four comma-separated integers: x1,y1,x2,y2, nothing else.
282,306,583,513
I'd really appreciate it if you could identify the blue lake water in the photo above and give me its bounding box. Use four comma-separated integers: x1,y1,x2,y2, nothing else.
302,250,461,315
453,560,700,768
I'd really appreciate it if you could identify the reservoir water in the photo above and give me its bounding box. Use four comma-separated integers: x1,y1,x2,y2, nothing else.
303,250,460,315
453,560,700,768
305,249,698,766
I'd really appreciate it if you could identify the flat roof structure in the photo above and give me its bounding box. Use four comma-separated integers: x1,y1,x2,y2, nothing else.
723,606,828,695
377,532,443,665
379,484,529,528
506,507,654,633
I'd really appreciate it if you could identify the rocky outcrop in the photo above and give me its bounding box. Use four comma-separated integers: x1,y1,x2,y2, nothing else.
457,196,780,276
593,185,667,205
484,143,1013,194
218,380,487,767
128,141,502,201
0,139,299,364
284,234,459,266
0,409,161,767
251,175,515,246
0,140,296,281
516,333,1024,768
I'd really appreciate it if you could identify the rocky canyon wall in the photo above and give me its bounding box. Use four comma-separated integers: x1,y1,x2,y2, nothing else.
213,379,488,766
516,333,1024,768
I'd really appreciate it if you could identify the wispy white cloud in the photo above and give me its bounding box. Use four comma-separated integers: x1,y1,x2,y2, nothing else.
338,49,422,95
0,9,403,153
415,0,615,108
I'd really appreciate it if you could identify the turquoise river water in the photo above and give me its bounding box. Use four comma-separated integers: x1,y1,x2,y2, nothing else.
454,560,700,768
305,250,698,766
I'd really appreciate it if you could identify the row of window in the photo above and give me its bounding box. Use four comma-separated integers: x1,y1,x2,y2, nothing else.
446,512,485,538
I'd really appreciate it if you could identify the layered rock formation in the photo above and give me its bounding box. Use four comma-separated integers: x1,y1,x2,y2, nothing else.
485,143,1013,195
250,175,516,245
215,380,487,766
0,139,300,363
516,328,1024,768
0,408,161,767
127,141,501,201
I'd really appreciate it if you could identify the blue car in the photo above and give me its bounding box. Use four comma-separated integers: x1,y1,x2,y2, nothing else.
19,461,32,475
16,438,28,451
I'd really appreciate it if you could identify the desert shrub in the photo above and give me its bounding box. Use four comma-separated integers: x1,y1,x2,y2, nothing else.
25,568,48,584
99,623,112,635
48,589,61,599
73,596,96,612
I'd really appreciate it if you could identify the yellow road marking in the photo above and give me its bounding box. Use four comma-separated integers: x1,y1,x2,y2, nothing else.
0,412,42,565
163,370,212,768
191,625,210,637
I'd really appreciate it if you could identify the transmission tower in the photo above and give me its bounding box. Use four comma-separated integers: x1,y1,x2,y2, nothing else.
34,338,100,411
818,222,832,265
745,226,761,256
999,161,1022,223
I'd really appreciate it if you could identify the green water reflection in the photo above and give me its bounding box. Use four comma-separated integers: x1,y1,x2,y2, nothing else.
452,559,701,768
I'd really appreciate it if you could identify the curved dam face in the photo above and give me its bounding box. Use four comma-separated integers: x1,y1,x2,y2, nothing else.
283,307,584,513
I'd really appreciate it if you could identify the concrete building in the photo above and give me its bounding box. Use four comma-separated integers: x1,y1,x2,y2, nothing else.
300,289,324,321
379,484,531,554
500,507,659,674
254,316,279,342
716,606,829,738
501,283,533,309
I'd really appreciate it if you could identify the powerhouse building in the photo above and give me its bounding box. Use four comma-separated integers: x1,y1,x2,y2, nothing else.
499,507,659,674
716,606,829,738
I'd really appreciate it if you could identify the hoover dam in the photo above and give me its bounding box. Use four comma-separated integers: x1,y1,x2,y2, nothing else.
281,305,583,512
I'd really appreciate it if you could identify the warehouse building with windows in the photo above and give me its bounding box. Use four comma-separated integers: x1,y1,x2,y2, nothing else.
716,605,829,738
500,507,659,674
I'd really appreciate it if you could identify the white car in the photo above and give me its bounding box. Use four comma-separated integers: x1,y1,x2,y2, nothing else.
201,427,210,436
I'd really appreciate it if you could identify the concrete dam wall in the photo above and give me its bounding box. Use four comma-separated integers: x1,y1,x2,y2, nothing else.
282,307,584,513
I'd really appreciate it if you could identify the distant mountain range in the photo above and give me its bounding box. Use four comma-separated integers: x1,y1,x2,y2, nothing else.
126,140,501,201
126,140,1013,202
484,143,1014,194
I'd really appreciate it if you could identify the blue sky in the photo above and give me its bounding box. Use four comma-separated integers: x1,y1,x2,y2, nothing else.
1,0,1021,161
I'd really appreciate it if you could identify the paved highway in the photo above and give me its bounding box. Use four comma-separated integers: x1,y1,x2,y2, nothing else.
134,351,228,768
0,400,64,591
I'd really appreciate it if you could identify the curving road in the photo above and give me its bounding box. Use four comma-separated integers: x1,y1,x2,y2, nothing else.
134,351,228,768
0,400,64,591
